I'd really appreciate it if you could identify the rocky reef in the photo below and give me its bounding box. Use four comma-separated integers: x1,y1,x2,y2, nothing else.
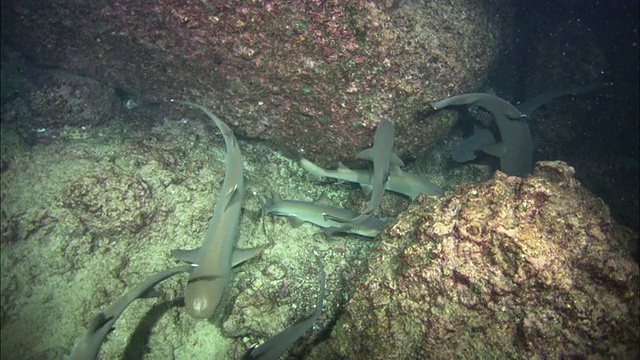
4,0,511,163
321,161,638,359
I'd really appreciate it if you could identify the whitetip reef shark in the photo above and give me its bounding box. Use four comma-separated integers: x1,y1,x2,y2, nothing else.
431,92,527,119
262,193,385,238
300,157,443,199
170,100,264,319
337,119,404,224
67,265,194,360
446,84,602,175
242,251,325,360
431,92,532,176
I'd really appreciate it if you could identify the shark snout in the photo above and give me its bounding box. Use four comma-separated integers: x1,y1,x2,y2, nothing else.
185,290,222,319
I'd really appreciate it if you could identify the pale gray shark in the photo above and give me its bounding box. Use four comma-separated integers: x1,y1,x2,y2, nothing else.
171,100,263,319
432,93,532,176
262,193,385,238
449,85,602,174
67,265,194,360
431,93,526,119
242,252,325,360
353,120,404,218
300,158,443,199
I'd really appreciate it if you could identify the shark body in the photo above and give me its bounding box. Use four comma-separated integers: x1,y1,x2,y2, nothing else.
300,158,443,199
262,194,385,238
432,93,532,176
431,93,526,119
352,120,404,220
171,100,263,319
67,265,194,360
448,85,602,175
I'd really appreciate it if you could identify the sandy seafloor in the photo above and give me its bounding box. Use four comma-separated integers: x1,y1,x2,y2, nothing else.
0,111,491,359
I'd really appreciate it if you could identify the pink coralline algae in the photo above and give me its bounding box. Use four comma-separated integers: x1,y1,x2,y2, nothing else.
7,0,511,163
324,161,639,359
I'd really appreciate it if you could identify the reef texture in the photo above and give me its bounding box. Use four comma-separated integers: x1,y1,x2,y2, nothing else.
5,0,511,163
323,161,639,359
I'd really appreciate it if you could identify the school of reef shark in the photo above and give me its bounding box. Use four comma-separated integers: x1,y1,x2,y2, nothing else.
66,85,598,359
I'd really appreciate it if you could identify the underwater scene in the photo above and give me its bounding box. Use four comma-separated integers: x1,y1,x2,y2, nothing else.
0,0,638,359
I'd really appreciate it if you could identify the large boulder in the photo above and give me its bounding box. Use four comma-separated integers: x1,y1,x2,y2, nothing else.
322,161,639,359
5,0,512,163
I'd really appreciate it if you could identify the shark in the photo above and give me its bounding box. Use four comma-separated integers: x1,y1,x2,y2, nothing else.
431,92,526,119
449,85,602,174
451,125,496,163
347,119,404,222
67,265,194,360
170,100,264,319
300,157,443,199
431,93,532,176
242,252,325,360
262,193,385,238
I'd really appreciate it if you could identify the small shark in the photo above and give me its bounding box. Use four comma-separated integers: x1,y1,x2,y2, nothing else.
449,85,602,175
262,193,385,238
432,93,532,176
431,93,526,119
300,158,443,199
171,100,264,319
351,120,404,220
242,252,325,360
67,265,194,360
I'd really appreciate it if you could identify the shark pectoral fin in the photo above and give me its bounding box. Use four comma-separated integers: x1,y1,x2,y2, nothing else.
232,246,266,267
360,183,373,196
452,129,496,163
171,248,201,263
323,226,347,238
225,184,243,210
288,217,306,228
390,153,405,167
480,142,506,158
354,148,374,161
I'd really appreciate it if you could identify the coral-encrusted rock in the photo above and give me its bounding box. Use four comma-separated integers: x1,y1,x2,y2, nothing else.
325,161,639,359
6,0,511,163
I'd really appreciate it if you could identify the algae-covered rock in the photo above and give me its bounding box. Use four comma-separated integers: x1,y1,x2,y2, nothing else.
61,168,157,235
5,0,512,163
325,161,639,359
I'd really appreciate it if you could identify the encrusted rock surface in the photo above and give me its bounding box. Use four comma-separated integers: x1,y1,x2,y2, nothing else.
5,0,512,163
322,161,639,359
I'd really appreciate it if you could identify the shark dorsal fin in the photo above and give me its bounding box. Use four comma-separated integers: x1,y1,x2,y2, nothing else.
314,194,332,205
354,148,374,161
337,162,350,171
389,164,403,175
224,184,243,211
390,153,404,167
